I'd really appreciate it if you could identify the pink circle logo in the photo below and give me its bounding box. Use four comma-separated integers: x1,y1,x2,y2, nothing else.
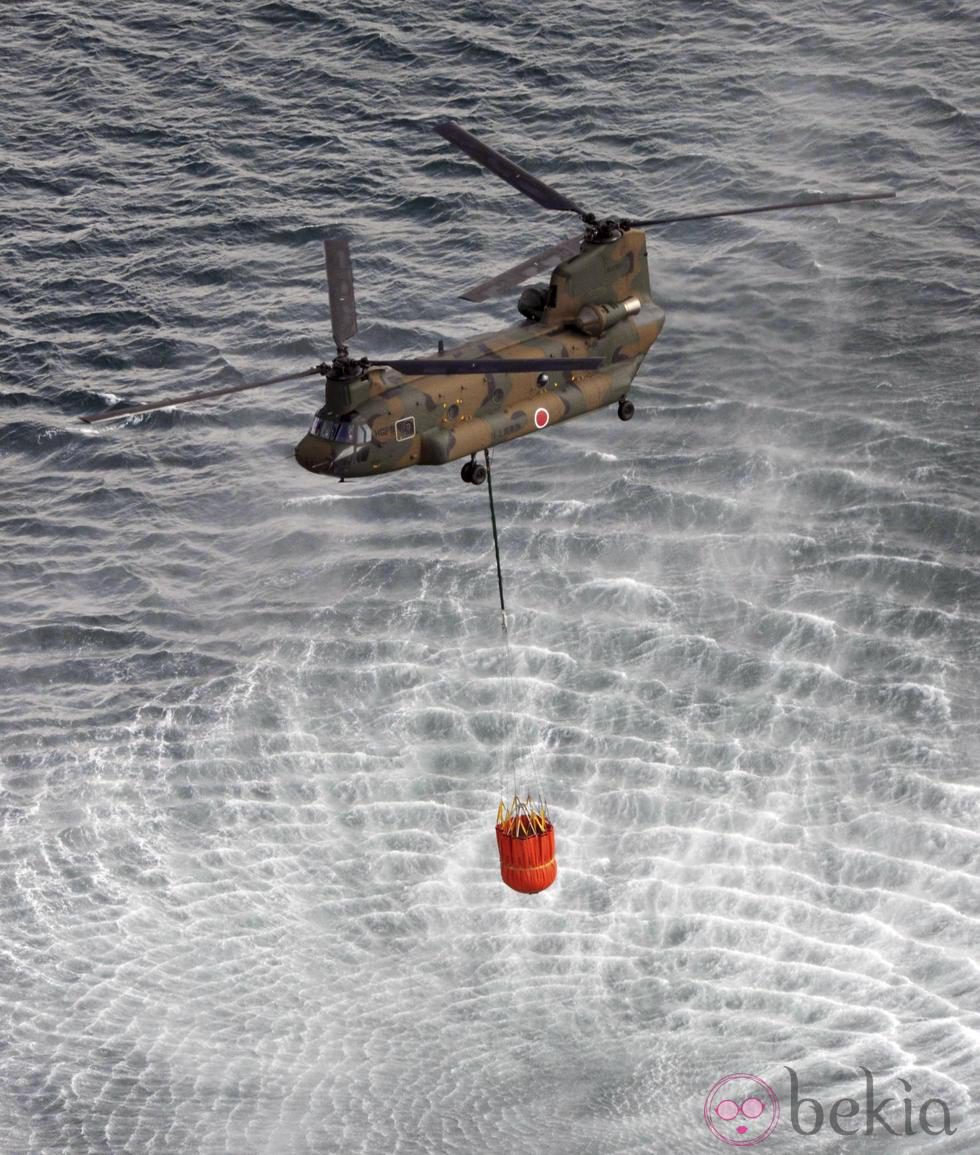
704,1073,780,1146
534,407,549,429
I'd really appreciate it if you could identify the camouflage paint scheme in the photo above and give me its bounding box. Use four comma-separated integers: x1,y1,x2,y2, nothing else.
293,227,665,479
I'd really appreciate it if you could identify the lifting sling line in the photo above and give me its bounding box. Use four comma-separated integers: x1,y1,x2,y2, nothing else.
484,448,507,636
484,447,513,794
483,449,556,892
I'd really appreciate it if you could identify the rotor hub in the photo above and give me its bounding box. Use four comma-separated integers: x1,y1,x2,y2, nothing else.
583,215,625,244
318,347,369,381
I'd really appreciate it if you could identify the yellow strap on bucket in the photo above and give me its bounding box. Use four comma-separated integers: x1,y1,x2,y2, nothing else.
503,857,555,873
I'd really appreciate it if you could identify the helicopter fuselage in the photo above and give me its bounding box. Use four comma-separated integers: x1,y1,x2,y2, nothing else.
79,119,892,441
294,227,665,480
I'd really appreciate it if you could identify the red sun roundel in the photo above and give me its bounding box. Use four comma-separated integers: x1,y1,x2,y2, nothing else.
534,407,550,429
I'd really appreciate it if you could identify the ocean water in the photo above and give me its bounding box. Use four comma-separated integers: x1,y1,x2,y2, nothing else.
2,2,978,1152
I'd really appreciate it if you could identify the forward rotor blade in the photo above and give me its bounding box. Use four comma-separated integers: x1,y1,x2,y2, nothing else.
631,190,895,229
324,237,357,348
434,120,587,217
80,366,321,424
460,234,583,302
376,357,603,376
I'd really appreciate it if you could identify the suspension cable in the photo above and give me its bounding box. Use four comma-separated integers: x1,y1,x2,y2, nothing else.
483,448,548,805
484,448,507,636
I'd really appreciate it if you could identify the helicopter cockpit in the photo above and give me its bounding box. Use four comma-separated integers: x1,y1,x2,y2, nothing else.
308,411,371,444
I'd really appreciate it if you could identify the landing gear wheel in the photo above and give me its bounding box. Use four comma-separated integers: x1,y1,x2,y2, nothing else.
461,461,475,484
469,462,487,485
618,398,635,421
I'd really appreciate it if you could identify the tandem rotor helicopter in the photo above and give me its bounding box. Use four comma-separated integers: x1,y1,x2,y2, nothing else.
82,120,894,486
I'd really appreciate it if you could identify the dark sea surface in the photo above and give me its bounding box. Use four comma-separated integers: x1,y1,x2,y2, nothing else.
2,2,979,1152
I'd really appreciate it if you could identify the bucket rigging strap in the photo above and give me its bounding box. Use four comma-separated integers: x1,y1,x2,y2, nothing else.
496,794,551,836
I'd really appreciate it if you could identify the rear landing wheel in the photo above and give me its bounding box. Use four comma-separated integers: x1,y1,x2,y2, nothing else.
618,398,635,421
461,461,474,483
470,462,487,485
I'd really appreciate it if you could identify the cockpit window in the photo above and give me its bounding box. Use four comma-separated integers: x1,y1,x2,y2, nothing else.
309,416,371,444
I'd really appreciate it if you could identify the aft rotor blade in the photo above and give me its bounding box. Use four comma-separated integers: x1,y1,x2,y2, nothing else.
631,190,895,229
461,234,583,302
434,120,587,217
377,357,603,376
80,366,321,424
324,237,358,348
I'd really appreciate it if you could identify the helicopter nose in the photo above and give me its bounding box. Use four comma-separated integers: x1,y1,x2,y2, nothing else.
294,434,343,476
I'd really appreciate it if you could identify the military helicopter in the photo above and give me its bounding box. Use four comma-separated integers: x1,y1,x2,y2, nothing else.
81,121,894,484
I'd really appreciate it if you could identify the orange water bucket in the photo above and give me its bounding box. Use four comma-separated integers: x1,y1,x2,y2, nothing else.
495,797,557,893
